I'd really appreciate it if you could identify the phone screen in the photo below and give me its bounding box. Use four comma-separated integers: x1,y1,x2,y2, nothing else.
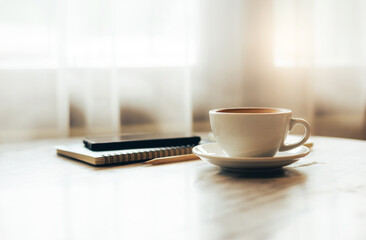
85,132,195,143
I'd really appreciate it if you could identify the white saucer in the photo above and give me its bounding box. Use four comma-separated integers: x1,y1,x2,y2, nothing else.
193,143,310,172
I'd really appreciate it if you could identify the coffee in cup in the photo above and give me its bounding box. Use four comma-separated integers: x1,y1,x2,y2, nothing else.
209,107,311,157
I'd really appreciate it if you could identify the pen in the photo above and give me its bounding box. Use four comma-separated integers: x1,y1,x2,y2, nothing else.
144,154,200,165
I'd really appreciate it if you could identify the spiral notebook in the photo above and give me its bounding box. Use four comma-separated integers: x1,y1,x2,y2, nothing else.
57,144,195,166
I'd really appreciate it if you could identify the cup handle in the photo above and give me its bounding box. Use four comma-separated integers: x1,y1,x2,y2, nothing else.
279,118,311,151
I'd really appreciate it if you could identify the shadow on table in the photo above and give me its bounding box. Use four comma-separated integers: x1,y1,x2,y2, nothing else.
217,167,303,179
194,166,307,203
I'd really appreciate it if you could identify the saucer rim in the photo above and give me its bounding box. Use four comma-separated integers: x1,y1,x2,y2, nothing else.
193,143,310,162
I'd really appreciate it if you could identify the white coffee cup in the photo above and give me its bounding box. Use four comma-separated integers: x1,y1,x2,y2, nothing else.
209,107,311,157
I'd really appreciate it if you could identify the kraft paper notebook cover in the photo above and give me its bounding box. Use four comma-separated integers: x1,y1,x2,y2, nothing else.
57,144,195,166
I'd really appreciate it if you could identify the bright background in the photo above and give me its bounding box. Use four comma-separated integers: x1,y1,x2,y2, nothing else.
1,0,366,142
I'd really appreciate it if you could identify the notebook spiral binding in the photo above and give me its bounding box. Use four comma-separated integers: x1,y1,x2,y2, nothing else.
101,145,194,165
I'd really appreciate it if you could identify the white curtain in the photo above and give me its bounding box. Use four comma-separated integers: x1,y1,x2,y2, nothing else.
1,0,366,143
0,0,196,142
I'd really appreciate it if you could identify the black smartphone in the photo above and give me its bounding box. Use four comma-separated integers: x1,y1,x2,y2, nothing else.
83,132,201,151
